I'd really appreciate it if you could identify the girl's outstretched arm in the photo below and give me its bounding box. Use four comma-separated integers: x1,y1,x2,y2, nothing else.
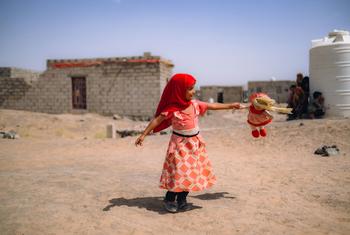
207,102,243,110
135,115,166,146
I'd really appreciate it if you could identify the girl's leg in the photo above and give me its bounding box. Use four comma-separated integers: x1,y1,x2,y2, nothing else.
177,191,189,203
177,191,190,211
165,191,177,202
164,191,178,213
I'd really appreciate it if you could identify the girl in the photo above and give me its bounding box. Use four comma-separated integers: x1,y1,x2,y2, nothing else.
135,73,241,213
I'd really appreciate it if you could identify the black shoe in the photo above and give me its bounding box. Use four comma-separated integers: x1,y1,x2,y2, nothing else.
177,200,191,211
163,200,178,213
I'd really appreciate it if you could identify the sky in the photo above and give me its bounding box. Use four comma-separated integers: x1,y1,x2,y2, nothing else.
0,0,349,87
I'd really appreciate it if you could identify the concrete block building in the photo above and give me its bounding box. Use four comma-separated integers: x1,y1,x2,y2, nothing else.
0,53,173,119
0,67,41,83
199,86,243,103
247,80,295,103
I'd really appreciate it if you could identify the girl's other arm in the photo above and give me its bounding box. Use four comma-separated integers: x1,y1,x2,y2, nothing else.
135,115,166,146
207,102,242,110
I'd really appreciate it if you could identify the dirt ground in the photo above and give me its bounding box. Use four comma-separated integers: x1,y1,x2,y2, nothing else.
1,108,350,235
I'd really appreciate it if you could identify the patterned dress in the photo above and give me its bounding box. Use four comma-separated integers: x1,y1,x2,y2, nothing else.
159,100,216,192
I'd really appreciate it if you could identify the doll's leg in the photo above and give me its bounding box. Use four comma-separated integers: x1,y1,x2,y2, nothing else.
250,125,260,138
259,126,267,137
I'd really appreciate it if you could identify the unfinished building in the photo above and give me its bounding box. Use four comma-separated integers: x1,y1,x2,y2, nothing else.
0,53,173,119
199,86,243,103
247,80,294,103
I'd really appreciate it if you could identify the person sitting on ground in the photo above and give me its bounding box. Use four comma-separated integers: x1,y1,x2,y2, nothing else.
287,84,304,120
308,91,325,119
286,85,297,120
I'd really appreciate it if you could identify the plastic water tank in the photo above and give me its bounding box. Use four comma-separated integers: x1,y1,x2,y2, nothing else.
309,30,350,117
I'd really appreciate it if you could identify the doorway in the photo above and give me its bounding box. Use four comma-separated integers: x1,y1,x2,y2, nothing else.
71,77,87,109
217,92,224,103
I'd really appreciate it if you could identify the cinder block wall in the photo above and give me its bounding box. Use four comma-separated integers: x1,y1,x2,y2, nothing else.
0,67,41,110
200,87,219,102
0,67,40,83
200,86,243,103
248,80,294,103
0,68,73,113
0,54,174,119
0,77,32,109
222,87,243,102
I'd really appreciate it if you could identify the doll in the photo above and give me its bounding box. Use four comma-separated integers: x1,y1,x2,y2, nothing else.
247,93,292,138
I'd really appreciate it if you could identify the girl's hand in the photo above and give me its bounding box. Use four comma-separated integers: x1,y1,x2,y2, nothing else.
135,134,145,146
231,102,243,109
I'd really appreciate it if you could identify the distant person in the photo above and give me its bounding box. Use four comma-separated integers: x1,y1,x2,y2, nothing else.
286,84,304,120
287,85,296,120
294,85,305,118
296,73,304,87
135,73,243,213
287,85,296,108
301,76,310,96
300,76,310,116
307,91,325,119
288,73,305,119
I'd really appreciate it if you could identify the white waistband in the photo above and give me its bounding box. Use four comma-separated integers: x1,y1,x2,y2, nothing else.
172,127,199,136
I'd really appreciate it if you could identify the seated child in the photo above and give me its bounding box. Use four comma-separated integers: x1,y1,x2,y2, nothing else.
308,91,325,119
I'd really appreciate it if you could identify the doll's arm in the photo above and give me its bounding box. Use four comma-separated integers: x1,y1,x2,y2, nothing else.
135,115,166,146
265,110,274,119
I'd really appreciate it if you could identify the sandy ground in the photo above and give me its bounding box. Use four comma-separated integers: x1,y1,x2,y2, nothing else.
0,108,350,235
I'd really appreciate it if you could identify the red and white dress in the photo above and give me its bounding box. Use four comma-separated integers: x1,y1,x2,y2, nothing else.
159,100,216,192
247,105,273,127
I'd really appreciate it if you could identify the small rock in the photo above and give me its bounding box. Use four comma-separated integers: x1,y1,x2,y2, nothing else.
106,124,116,139
113,114,122,120
0,130,19,139
314,145,340,157
116,130,143,138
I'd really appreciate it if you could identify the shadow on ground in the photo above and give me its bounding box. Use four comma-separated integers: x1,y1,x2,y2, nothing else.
190,192,236,200
103,192,235,214
103,196,202,214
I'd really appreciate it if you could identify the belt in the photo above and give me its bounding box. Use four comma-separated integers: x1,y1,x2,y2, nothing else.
172,131,199,137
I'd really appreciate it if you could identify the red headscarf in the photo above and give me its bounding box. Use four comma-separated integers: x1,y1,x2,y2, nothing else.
153,73,196,133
